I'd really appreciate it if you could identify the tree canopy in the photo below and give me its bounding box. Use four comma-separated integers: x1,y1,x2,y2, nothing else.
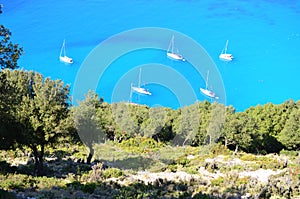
71,90,104,164
0,69,71,175
0,25,23,69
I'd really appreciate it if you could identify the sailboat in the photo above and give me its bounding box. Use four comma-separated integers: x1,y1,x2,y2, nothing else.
166,35,185,61
200,71,219,99
131,68,152,95
59,40,73,64
219,40,233,61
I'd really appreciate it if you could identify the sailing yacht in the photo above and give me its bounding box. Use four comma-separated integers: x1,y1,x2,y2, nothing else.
166,35,185,61
219,40,233,61
59,40,73,64
200,71,219,99
131,68,152,95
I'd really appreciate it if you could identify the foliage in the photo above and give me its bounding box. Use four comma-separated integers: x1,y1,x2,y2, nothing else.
118,136,164,153
221,112,255,152
209,143,232,156
151,107,176,143
210,177,224,186
71,90,104,164
102,168,124,179
0,25,23,69
96,101,116,141
0,174,65,192
277,106,300,150
2,23,300,199
280,149,298,157
244,101,295,153
86,98,299,155
0,69,71,175
1,140,300,198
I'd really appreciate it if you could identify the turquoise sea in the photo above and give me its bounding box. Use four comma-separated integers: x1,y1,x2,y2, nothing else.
1,0,300,111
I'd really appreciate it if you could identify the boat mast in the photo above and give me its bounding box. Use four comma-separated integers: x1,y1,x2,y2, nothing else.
138,68,142,88
60,40,64,57
130,83,133,102
225,40,228,54
171,36,174,53
60,39,67,57
206,70,209,89
63,40,67,57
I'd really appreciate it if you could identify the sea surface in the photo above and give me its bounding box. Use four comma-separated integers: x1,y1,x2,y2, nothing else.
1,0,300,111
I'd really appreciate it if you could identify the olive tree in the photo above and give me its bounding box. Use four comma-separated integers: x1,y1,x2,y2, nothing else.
0,69,71,175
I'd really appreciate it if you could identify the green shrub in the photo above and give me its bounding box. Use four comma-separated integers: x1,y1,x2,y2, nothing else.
210,143,232,156
102,168,124,179
36,176,66,190
239,153,258,161
280,149,298,157
0,174,31,191
184,166,198,174
118,137,164,153
210,177,224,186
174,156,190,167
164,164,178,172
235,177,250,186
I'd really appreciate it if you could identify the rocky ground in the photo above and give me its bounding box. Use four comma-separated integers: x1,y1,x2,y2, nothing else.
1,145,299,199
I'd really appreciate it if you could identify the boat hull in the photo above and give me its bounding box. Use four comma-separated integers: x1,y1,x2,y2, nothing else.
200,88,218,99
132,86,152,95
60,56,73,64
167,52,185,61
219,53,233,61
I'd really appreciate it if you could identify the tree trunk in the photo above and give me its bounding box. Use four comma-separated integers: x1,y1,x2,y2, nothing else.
32,145,45,176
37,144,45,176
86,146,94,164
233,145,239,157
32,146,39,175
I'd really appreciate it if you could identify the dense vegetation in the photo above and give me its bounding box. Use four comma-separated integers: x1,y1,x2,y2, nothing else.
0,23,299,198
70,93,300,156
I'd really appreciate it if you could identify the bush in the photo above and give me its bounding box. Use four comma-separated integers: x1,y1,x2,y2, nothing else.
0,174,30,191
118,137,164,153
210,177,224,186
210,143,232,156
102,168,124,179
280,149,298,157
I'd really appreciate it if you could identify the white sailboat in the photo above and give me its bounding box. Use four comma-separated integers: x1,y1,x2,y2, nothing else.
200,71,219,99
59,40,73,64
166,35,185,61
219,40,233,61
131,68,152,95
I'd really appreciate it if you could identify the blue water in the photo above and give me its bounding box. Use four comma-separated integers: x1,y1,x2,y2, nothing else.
2,0,300,111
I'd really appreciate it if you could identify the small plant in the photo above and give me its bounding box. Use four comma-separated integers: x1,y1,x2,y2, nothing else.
210,177,224,186
280,149,298,157
118,137,164,153
184,166,198,174
102,168,124,179
210,143,232,156
239,153,258,162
